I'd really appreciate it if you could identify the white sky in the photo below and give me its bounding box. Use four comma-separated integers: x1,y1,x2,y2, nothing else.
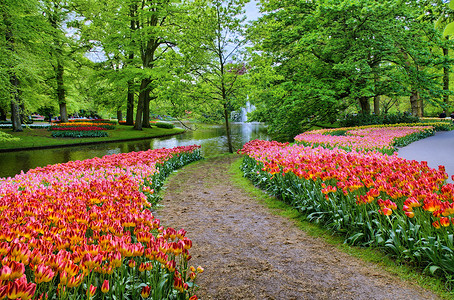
244,0,261,21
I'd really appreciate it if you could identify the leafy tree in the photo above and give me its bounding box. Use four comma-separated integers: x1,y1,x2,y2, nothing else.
41,0,78,123
166,0,250,152
0,0,49,130
74,0,208,130
249,0,449,139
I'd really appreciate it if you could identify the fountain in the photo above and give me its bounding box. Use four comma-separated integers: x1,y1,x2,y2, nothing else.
232,100,256,123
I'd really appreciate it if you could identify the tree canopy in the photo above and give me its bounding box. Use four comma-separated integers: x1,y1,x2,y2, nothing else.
247,0,454,140
1,0,454,140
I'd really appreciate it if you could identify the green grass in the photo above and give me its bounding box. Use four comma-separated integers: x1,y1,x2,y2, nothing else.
228,155,453,299
0,125,184,150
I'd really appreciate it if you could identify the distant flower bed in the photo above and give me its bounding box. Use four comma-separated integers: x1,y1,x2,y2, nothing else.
0,124,51,129
68,119,117,124
50,126,109,131
0,131,20,142
50,123,116,130
295,125,434,154
421,117,452,121
0,145,203,299
51,131,109,138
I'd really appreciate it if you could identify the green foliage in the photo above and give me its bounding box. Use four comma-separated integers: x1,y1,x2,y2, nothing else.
155,122,175,129
323,129,348,136
0,131,20,142
340,113,420,127
392,130,435,147
248,0,451,138
51,130,108,138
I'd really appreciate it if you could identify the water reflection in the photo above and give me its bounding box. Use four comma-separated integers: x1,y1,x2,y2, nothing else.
0,122,269,179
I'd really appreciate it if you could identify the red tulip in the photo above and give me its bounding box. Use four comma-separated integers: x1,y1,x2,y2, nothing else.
100,280,109,293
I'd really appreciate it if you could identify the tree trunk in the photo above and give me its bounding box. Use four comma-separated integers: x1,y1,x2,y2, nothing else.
126,4,136,126
419,98,424,117
20,102,26,123
117,110,123,122
373,95,380,115
410,90,422,117
134,78,150,130
358,97,371,115
126,79,134,125
142,96,151,128
443,42,449,105
0,107,6,121
11,99,22,132
56,59,68,122
223,103,233,153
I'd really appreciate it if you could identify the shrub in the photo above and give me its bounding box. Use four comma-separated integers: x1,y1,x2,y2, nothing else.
0,131,20,142
340,113,419,127
155,122,175,129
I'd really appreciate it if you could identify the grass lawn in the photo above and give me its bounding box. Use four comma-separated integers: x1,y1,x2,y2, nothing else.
0,125,185,151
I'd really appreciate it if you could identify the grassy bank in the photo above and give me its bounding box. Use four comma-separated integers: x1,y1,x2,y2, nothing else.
0,125,185,151
228,156,453,299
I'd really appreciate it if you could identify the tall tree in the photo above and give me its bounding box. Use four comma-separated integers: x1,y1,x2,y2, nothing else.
1,2,22,131
176,0,249,152
42,0,73,122
1,0,48,131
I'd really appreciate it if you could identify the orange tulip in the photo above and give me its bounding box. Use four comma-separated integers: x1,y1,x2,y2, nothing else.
432,221,441,229
166,260,176,272
141,285,151,298
440,217,450,227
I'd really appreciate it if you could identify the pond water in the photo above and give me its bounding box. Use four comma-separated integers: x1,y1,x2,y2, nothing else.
0,122,269,179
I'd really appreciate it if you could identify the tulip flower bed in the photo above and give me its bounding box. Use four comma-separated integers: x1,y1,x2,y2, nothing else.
294,125,435,154
49,124,115,138
51,131,109,138
68,119,116,124
239,139,454,276
0,145,203,299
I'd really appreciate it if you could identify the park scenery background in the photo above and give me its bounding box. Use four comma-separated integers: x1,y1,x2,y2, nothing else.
3,0,454,299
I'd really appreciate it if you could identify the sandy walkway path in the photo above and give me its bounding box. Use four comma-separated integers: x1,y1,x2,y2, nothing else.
156,155,439,300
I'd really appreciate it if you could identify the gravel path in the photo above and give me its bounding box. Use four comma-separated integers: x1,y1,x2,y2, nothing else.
156,155,440,300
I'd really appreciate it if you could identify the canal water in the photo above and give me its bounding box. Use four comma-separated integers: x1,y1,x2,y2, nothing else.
0,122,269,179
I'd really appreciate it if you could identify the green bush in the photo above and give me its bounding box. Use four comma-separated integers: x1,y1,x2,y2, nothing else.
0,131,20,142
155,122,175,129
51,131,108,138
340,113,419,127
